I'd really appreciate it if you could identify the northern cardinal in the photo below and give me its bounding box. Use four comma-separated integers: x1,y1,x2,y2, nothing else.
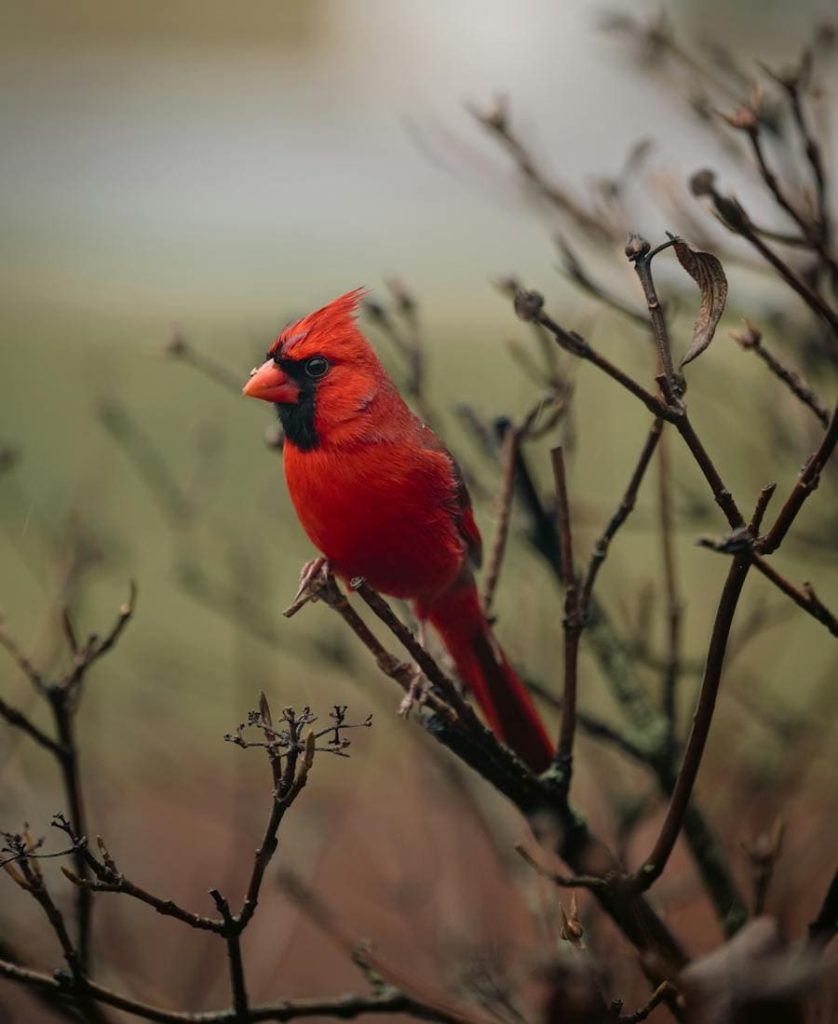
243,289,553,771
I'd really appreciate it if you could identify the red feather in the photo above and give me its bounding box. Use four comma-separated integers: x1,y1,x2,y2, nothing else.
248,290,553,772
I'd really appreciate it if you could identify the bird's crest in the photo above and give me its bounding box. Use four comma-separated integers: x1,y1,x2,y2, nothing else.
272,288,368,356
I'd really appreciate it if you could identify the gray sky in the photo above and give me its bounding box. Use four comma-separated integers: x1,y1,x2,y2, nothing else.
1,0,833,321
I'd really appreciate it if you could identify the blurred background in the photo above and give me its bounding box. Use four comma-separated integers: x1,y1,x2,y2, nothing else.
1,1,837,1021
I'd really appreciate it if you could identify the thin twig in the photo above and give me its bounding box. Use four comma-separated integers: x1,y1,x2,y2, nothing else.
758,407,838,554
49,696,93,972
513,843,607,893
0,939,82,1024
730,321,830,426
54,586,136,972
697,179,838,337
237,719,312,931
0,586,138,974
365,289,439,432
53,817,223,933
353,580,476,724
775,60,834,253
550,448,581,776
625,239,686,743
482,424,523,615
751,557,838,636
471,98,616,241
0,958,466,1024
633,493,774,896
618,980,679,1023
627,235,679,393
746,127,815,245
743,227,838,336
579,419,664,611
65,581,138,691
0,621,46,692
211,890,249,1021
656,428,682,734
166,333,244,395
516,284,838,633
671,408,746,529
634,549,752,892
526,680,650,763
296,567,688,974
0,697,65,755
514,292,668,419
5,838,82,980
555,234,649,328
515,289,748,530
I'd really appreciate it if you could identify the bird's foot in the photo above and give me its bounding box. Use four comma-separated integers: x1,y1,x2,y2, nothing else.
398,666,430,719
283,557,330,618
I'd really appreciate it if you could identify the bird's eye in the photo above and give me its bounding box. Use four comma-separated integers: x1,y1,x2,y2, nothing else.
304,356,330,379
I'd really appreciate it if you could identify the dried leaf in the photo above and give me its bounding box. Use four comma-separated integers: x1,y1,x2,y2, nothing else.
674,239,728,368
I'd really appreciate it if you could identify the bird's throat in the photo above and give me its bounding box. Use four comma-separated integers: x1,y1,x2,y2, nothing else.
275,393,318,451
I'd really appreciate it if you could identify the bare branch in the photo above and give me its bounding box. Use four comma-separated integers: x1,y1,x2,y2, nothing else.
729,320,830,427
555,234,649,328
515,286,747,530
0,697,64,756
2,829,83,980
52,815,223,933
482,423,523,615
633,541,754,893
579,419,664,611
166,331,245,395
64,580,138,692
657,429,683,734
210,889,249,1020
352,579,477,725
617,980,680,1023
751,557,838,636
470,97,616,241
1,584,138,973
237,709,314,931
758,407,838,554
691,172,838,340
513,843,607,893
550,448,581,776
526,679,650,763
514,290,668,418
626,234,679,389
0,619,46,693
763,55,834,255
0,957,467,1024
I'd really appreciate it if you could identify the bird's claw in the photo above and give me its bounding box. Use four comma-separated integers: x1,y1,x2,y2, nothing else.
283,557,330,618
398,666,429,719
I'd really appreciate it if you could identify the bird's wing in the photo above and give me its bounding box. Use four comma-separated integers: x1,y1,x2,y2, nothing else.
449,457,482,570
417,422,483,570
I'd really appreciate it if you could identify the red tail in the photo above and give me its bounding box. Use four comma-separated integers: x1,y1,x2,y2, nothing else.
422,582,554,773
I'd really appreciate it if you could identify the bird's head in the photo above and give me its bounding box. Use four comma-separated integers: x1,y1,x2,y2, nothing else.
243,289,397,449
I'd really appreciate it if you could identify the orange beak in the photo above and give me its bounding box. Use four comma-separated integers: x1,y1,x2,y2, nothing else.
242,360,300,404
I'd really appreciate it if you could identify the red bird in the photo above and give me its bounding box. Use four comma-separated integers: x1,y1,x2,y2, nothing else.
243,289,553,772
